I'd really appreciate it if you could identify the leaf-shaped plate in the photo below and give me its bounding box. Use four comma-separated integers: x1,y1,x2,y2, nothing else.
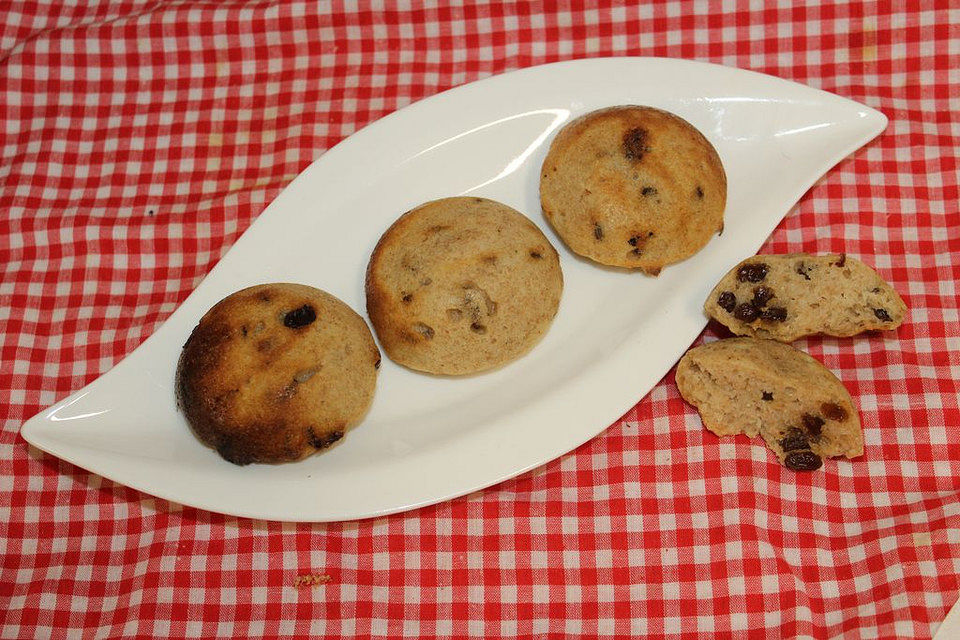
22,58,887,522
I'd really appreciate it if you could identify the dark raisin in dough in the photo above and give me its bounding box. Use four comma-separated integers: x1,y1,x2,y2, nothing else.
780,428,809,452
718,291,737,312
734,303,759,322
784,450,823,471
284,305,317,328
752,286,774,307
759,306,787,322
821,402,848,422
737,263,769,283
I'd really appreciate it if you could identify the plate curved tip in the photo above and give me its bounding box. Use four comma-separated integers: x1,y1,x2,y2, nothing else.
869,106,889,135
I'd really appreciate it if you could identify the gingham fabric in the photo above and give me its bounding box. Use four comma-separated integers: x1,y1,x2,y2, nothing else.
2,2,958,638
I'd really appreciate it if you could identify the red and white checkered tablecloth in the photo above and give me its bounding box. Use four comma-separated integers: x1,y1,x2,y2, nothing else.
2,2,958,637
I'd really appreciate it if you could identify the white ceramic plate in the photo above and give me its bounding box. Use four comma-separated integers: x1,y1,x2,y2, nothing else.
933,601,960,640
934,597,960,639
21,58,886,522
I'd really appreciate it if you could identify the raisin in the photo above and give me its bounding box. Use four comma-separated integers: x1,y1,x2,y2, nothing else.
784,450,823,471
695,185,704,199
308,429,343,449
283,304,316,328
752,286,774,307
759,306,787,322
594,223,604,240
470,322,487,334
641,186,658,196
802,414,825,438
627,236,639,246
622,127,650,161
530,250,543,259
779,428,809,452
734,302,759,322
717,291,737,312
737,262,769,283
821,402,848,422
796,262,812,280
834,253,846,267
873,308,892,322
762,391,774,401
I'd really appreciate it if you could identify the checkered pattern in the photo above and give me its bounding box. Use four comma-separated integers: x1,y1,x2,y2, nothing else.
2,1,958,637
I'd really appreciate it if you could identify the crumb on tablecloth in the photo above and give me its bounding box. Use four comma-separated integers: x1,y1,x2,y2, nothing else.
293,573,332,588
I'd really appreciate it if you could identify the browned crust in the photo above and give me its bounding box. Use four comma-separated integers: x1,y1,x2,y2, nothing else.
540,105,726,273
365,197,563,375
365,204,419,364
176,284,379,465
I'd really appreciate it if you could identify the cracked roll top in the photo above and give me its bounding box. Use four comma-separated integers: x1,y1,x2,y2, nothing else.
175,283,380,465
365,197,563,375
539,105,726,274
